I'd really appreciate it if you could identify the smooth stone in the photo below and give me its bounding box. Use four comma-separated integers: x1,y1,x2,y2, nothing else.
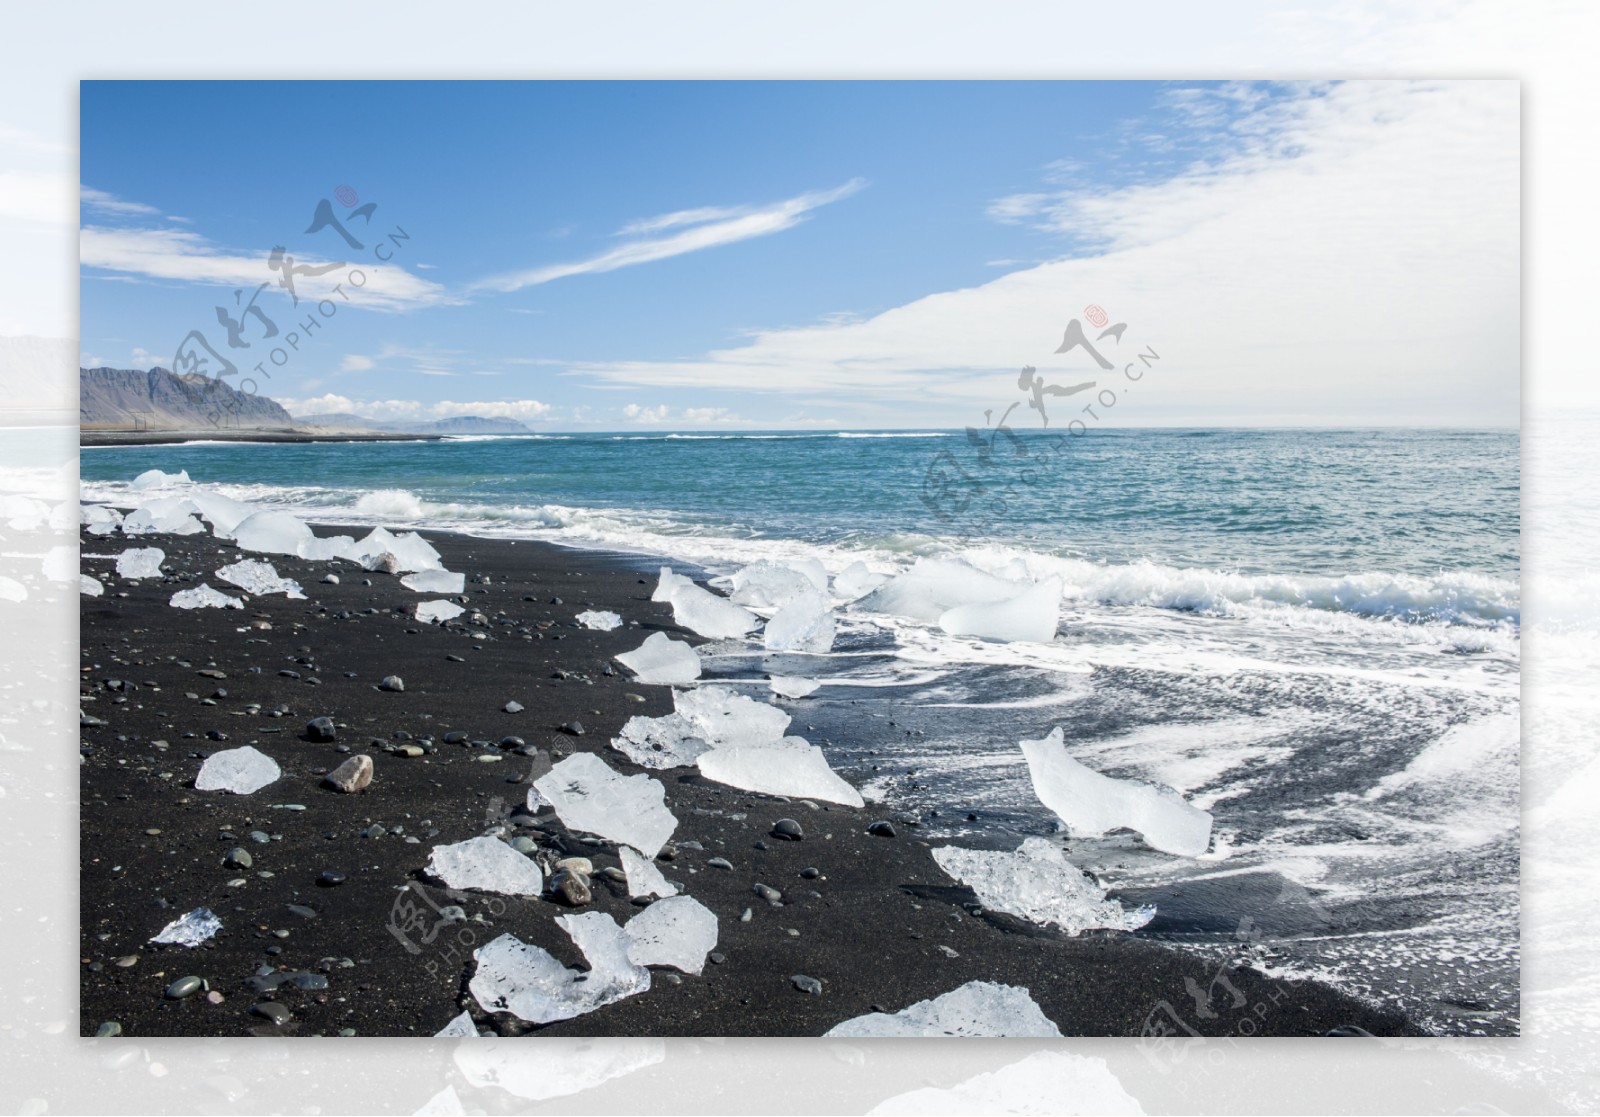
113,955,139,968
164,976,206,999
868,820,897,838
707,857,734,871
800,867,821,879
772,818,804,841
550,869,593,907
95,1021,122,1037
287,904,318,919
740,907,753,922
708,952,726,965
248,831,270,844
380,675,404,692
560,721,586,736
555,856,593,875
509,836,537,854
223,847,253,869
324,754,374,793
306,717,337,742
442,731,469,745
791,974,823,995
753,883,782,905
503,701,524,713
317,870,346,887
361,824,387,839
250,1001,291,1025
395,745,424,758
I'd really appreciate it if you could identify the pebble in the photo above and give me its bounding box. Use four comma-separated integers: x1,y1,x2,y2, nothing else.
707,857,733,871
248,830,270,844
113,955,139,968
771,818,804,841
324,754,374,793
223,847,253,869
396,745,425,758
250,1001,291,1025
287,903,319,919
442,731,468,745
740,907,753,922
550,869,593,907
379,675,405,692
503,701,524,713
560,721,586,736
95,1021,122,1037
306,716,337,742
164,975,206,999
317,870,347,887
510,836,537,854
800,867,821,879
205,990,226,1005
868,820,897,838
361,824,387,839
555,856,594,875
476,754,503,763
321,574,340,584
708,952,726,965
624,693,646,703
791,974,823,995
753,883,782,905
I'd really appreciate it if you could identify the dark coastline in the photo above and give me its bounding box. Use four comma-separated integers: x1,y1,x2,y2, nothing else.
78,523,1422,1038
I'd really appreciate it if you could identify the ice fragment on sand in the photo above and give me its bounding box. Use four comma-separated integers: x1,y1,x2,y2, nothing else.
833,560,890,600
80,574,104,597
611,712,712,770
345,526,444,573
824,980,1062,1037
215,558,305,598
115,546,164,579
194,744,281,793
471,913,651,1023
696,738,864,807
298,534,357,561
623,895,717,974
434,1010,479,1038
416,600,466,624
1021,727,1213,856
576,609,623,630
615,631,701,685
81,504,124,535
427,835,544,896
769,675,820,699
533,752,677,858
231,511,315,556
652,566,695,602
729,561,816,609
940,577,1062,644
186,489,258,538
150,906,222,947
666,581,760,640
763,587,835,653
401,568,466,594
170,583,245,610
619,844,679,899
931,838,1155,934
855,557,1026,622
675,686,790,746
131,468,191,490
122,497,206,536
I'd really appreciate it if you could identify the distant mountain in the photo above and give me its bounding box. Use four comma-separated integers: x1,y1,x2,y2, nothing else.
293,412,534,435
81,367,297,430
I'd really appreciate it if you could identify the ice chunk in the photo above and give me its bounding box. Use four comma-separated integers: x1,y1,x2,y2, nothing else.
344,526,443,572
130,468,191,490
932,838,1155,934
833,560,890,600
416,600,466,624
186,489,257,538
652,566,695,602
769,675,820,699
115,546,164,579
615,632,701,685
150,906,222,947
533,752,677,858
623,895,717,974
427,835,544,896
122,497,205,536
676,685,791,746
401,569,466,594
697,738,864,807
729,561,816,609
298,534,357,561
194,744,280,793
470,914,651,1024
170,583,245,610
232,510,315,556
940,577,1062,644
825,980,1062,1038
611,712,712,770
855,557,1025,622
667,581,760,640
576,609,623,630
80,574,104,597
618,844,679,899
216,558,305,598
763,587,835,653
1021,727,1213,856
81,504,124,536
434,1010,479,1038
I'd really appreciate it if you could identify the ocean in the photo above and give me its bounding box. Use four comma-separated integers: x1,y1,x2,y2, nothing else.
81,426,1521,1035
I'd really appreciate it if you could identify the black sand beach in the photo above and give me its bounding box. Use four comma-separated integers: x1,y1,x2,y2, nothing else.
78,525,1421,1038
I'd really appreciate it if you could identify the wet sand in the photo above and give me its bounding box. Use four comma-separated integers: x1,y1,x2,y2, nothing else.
78,525,1421,1038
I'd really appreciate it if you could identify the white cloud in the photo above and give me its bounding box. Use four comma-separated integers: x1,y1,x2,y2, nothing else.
554,81,1518,427
338,354,375,372
80,186,161,217
473,179,865,292
80,225,453,313
275,392,552,422
622,402,736,426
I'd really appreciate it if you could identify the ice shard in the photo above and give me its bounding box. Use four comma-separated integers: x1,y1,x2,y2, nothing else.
427,835,544,896
194,745,281,794
623,895,718,975
931,838,1155,934
824,980,1061,1038
615,632,701,686
532,752,677,858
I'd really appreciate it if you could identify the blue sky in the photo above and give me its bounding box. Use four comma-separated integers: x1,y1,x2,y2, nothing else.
80,80,1519,429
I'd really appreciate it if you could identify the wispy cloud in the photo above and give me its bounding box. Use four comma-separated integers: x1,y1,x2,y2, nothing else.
622,402,737,426
80,186,162,217
275,392,552,423
473,179,866,293
80,225,453,313
338,354,375,372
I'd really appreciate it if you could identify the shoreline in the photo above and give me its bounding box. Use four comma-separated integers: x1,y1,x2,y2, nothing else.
79,521,1424,1038
81,429,446,447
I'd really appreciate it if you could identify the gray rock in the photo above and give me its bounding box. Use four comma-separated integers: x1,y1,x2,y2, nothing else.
250,1001,291,1025
306,717,337,742
379,675,405,692
868,820,897,838
503,701,524,713
707,857,734,871
95,1021,122,1037
753,883,782,905
551,869,593,907
324,754,374,793
510,836,537,854
164,975,206,999
223,847,253,869
317,870,346,887
791,974,823,995
800,867,821,879
560,721,586,736
772,818,804,841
